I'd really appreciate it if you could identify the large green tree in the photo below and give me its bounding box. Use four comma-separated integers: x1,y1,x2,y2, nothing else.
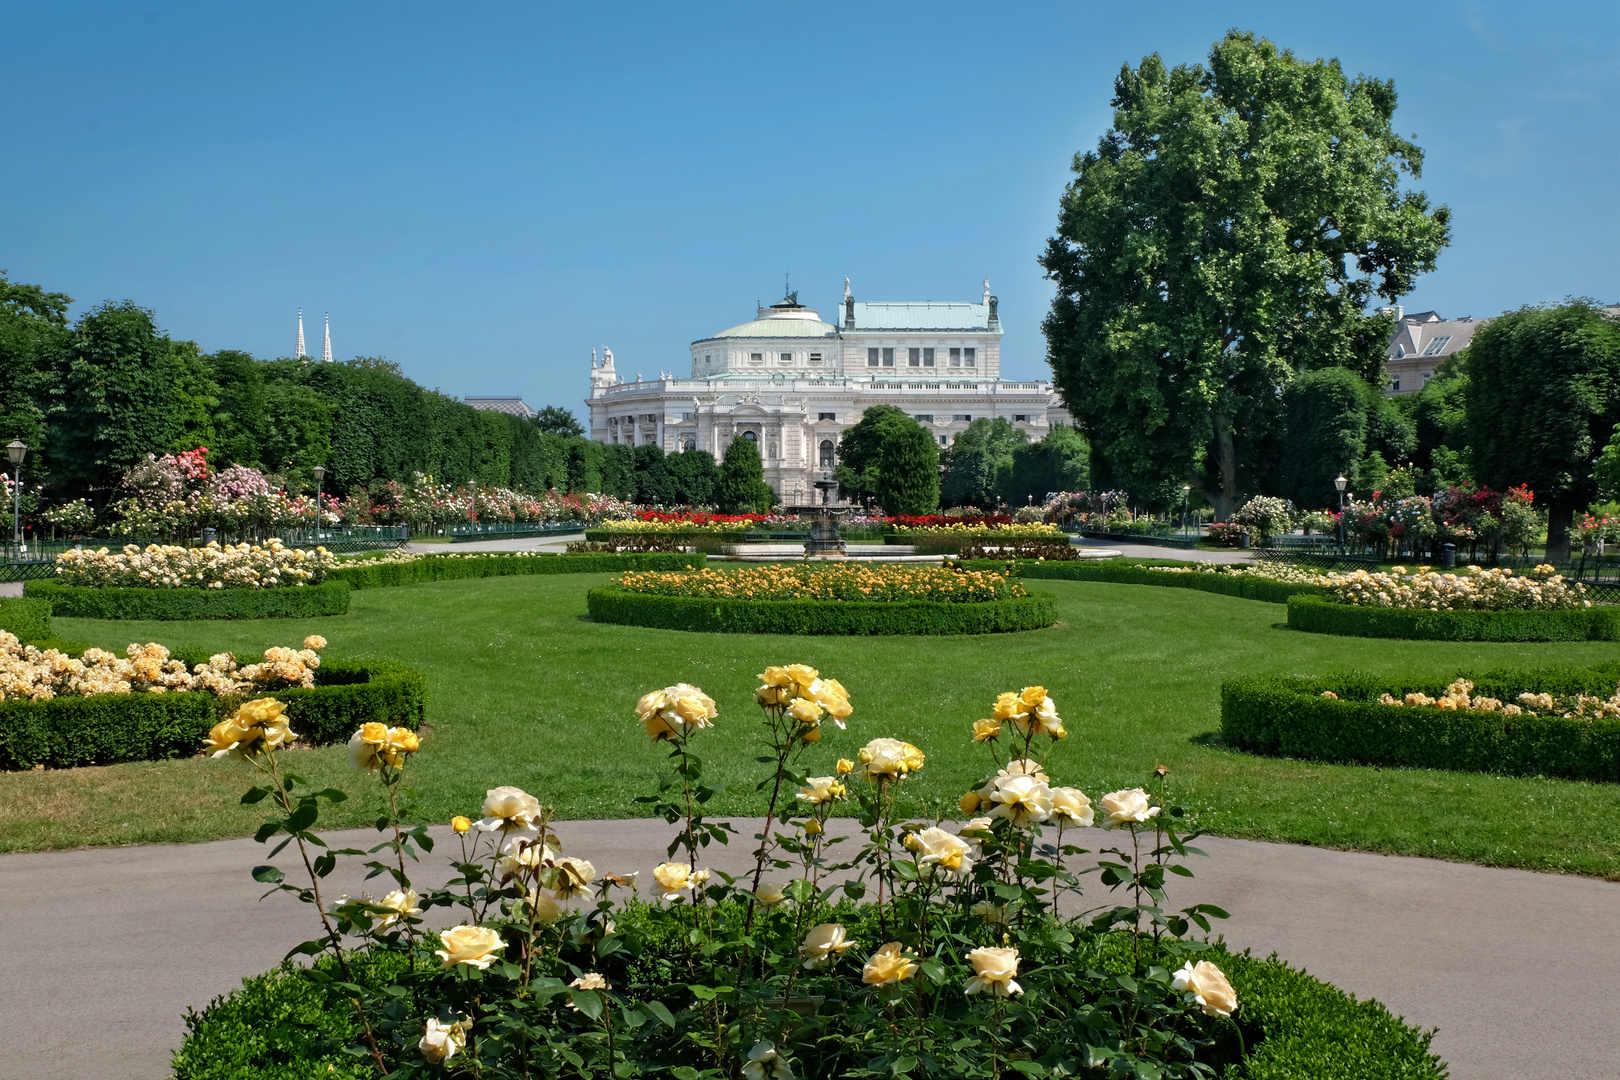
1278,368,1367,509
535,405,585,438
941,417,1027,508
716,436,775,513
1041,30,1450,517
1003,425,1091,506
0,275,69,497
833,405,913,505
1466,301,1620,563
664,448,720,506
876,421,940,516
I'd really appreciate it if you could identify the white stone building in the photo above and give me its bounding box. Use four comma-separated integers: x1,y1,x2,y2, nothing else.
585,281,1071,502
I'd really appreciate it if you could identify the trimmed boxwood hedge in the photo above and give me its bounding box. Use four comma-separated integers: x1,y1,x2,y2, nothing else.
0,655,426,770
1220,665,1620,782
958,558,1323,605
0,596,53,640
23,579,352,620
329,551,705,589
168,945,1444,1080
586,584,1056,635
1286,593,1620,641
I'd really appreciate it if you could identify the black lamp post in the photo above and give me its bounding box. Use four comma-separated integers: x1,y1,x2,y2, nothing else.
1181,484,1191,537
1334,475,1348,549
6,440,26,550
312,465,326,535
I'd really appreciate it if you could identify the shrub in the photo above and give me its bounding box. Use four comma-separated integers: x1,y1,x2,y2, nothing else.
612,563,1028,603
565,535,687,553
1286,594,1620,641
53,539,337,588
24,579,352,620
1321,564,1589,610
959,541,1081,561
1230,496,1296,542
1220,666,1620,781
0,656,425,769
967,559,1325,605
1206,521,1249,546
329,551,705,590
587,584,1057,634
0,597,52,641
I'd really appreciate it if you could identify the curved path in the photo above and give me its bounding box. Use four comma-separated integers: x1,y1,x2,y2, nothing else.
1,818,1614,1080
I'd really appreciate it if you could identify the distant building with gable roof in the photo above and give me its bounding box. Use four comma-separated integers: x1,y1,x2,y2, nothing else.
1383,302,1620,394
465,396,537,420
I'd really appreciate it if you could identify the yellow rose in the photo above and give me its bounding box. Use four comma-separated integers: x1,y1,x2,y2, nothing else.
799,922,855,968
911,826,972,878
984,773,1053,828
784,663,820,696
796,776,845,805
1049,786,1094,826
813,677,853,726
477,786,542,833
521,887,564,924
972,718,1001,743
376,888,421,929
435,924,504,969
1018,685,1047,710
348,722,389,771
803,819,824,836
787,696,823,725
202,714,257,759
637,683,717,741
302,635,328,651
862,941,917,986
1099,788,1161,829
959,790,982,813
1172,960,1238,1017
964,946,1022,997
418,1016,470,1065
753,878,790,906
801,724,822,743
553,857,597,900
992,691,1025,722
451,815,472,833
236,697,288,726
652,861,696,900
857,737,925,780
836,758,854,775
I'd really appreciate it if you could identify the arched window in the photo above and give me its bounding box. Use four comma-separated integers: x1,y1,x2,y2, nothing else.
819,439,835,468
682,438,696,452
742,430,758,443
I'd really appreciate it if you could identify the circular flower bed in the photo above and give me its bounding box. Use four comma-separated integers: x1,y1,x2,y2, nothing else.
588,565,1055,635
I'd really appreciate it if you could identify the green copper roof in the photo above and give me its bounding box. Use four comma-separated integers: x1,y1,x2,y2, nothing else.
851,301,991,331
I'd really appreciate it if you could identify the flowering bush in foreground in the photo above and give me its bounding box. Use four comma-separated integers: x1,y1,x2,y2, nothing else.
54,539,336,589
1347,677,1620,719
223,667,1247,1078
0,633,327,702
889,521,1066,540
1321,564,1589,611
613,563,1028,603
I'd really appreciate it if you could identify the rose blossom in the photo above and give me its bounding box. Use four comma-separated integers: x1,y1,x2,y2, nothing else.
799,923,855,968
1049,786,1095,827
862,941,917,985
435,925,503,969
418,1016,469,1065
910,826,973,878
477,786,542,834
984,773,1053,828
964,945,1023,997
1100,788,1161,829
1172,960,1238,1017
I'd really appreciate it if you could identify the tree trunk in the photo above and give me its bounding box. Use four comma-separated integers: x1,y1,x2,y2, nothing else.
1211,410,1239,520
1546,503,1574,566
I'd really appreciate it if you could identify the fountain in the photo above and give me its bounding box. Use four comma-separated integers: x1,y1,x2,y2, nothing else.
783,471,851,559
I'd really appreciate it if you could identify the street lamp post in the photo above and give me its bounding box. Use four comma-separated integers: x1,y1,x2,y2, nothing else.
312,465,327,537
1334,475,1348,550
1181,484,1191,538
6,440,26,551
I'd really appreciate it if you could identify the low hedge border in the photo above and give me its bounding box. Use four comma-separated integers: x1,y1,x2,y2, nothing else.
957,559,1323,605
1286,593,1620,641
330,551,705,589
167,945,1443,1080
1220,664,1620,782
23,579,352,621
586,584,1056,635
0,596,53,640
0,655,426,770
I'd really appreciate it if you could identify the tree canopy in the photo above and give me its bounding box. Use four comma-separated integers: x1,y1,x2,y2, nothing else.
716,436,775,514
833,405,913,505
1041,30,1450,516
941,418,1027,508
535,405,585,438
876,420,940,516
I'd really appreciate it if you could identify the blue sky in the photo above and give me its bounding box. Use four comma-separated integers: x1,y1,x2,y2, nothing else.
3,1,1616,415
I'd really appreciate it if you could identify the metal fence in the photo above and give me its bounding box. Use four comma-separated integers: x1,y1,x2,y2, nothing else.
435,521,584,543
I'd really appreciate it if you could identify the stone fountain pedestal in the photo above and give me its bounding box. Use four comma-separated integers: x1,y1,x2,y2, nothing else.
781,474,850,559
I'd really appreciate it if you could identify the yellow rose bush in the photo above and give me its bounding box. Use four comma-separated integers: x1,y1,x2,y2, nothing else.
0,631,325,702
1321,564,1589,610
53,538,336,589
201,674,1418,1080
614,562,1027,603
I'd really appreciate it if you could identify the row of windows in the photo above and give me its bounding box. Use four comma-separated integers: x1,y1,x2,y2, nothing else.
912,413,1032,424
867,347,976,368
748,352,824,366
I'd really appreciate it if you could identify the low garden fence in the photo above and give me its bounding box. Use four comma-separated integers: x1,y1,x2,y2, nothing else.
431,521,584,543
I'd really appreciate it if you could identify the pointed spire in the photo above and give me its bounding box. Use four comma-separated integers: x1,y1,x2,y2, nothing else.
321,312,333,363
296,308,306,359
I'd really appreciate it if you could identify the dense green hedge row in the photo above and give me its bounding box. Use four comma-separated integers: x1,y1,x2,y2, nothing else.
0,656,426,770
0,597,53,640
23,579,352,621
957,559,1323,605
169,945,1443,1080
586,584,1056,635
1221,665,1620,782
330,552,705,590
1286,594,1620,641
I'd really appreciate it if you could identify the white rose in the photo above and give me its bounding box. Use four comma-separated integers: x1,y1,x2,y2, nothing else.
1100,788,1160,829
798,922,855,968
1049,786,1094,827
911,826,973,878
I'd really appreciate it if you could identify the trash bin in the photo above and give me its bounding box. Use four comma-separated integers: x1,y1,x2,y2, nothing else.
1441,542,1456,568
202,527,217,545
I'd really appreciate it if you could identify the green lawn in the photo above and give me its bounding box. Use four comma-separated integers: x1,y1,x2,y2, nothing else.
4,574,1618,879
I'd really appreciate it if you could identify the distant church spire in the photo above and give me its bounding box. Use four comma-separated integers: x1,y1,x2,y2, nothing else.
296,308,306,359
321,312,333,363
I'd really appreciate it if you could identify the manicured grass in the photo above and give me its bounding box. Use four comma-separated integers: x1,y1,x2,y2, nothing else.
3,575,1618,879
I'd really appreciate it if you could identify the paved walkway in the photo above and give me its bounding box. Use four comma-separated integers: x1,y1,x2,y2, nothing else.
2,819,1613,1079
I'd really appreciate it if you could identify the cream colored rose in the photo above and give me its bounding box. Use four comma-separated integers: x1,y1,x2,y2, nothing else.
742,1041,795,1080
796,776,846,805
376,888,421,928
637,683,718,741
496,837,556,878
1100,788,1161,829
348,721,390,771
858,737,925,780
911,826,973,878
985,773,1053,828
862,941,917,985
477,786,542,833
1172,960,1237,1017
302,635,328,650
972,718,1001,743
1001,758,1050,783
553,857,597,900
1049,786,1094,827
813,677,852,726
799,922,855,969
435,924,503,969
964,946,1022,997
521,888,564,924
753,877,791,906
571,972,610,991
652,861,697,899
418,1016,469,1065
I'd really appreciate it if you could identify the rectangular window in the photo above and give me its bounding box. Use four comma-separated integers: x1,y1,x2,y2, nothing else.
750,352,764,365
1390,378,1401,391
954,413,971,422
964,347,976,367
780,352,793,365
868,348,880,367
809,352,823,365
909,347,921,367
949,347,961,367
818,411,837,421
939,435,948,445
882,348,895,367
914,414,934,424
1421,335,1452,357
923,347,935,367
681,412,694,421
1013,414,1029,422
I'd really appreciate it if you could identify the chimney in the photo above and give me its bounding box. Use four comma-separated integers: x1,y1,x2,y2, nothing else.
844,294,855,330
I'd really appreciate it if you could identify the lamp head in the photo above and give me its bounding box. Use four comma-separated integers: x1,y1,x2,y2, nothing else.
1334,475,1348,493
312,465,326,483
5,440,26,467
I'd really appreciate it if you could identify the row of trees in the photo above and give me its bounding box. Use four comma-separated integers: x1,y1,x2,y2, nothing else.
1040,30,1620,561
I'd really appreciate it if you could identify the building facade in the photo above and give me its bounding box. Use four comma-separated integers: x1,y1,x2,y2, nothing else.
1384,303,1620,394
584,281,1072,502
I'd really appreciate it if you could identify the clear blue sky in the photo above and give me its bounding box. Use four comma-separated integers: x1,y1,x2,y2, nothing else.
4,1,1616,416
